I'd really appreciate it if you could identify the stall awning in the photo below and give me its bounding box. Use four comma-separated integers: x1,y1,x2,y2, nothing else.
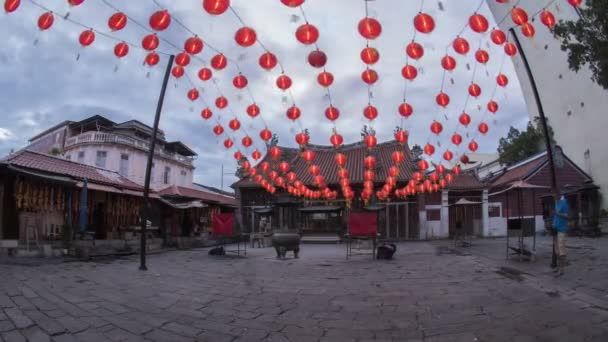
8,165,76,185
75,181,159,199
158,198,208,209
298,205,343,213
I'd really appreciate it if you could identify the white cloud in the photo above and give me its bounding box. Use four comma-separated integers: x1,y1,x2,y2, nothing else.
0,127,14,141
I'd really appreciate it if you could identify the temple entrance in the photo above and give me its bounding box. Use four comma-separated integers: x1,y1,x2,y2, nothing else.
379,202,419,240
298,206,344,236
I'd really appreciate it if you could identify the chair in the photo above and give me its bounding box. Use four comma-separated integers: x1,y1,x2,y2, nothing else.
345,212,379,259
212,213,247,256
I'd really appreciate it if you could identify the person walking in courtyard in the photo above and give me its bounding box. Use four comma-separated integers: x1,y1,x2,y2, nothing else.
553,194,569,276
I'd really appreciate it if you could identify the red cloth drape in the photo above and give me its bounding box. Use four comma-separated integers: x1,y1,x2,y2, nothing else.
348,212,377,236
212,213,235,236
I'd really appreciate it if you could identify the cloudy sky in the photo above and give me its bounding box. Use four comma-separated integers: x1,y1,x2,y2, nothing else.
0,0,530,189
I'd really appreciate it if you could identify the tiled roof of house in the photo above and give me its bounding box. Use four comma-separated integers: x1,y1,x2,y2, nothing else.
491,153,548,187
233,141,413,188
159,185,236,207
447,173,486,191
3,150,144,191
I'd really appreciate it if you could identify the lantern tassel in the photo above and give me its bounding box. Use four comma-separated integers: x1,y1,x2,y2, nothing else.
64,12,70,20
113,64,119,73
76,52,80,61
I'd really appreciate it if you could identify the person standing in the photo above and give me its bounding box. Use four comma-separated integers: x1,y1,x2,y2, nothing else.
553,194,569,276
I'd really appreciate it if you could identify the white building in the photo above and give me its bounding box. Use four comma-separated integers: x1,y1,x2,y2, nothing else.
486,0,608,208
26,115,196,190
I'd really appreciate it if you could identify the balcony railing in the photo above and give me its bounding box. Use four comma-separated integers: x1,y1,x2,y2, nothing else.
64,132,194,166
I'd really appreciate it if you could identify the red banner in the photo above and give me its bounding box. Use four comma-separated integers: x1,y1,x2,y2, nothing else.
212,213,235,236
348,212,377,236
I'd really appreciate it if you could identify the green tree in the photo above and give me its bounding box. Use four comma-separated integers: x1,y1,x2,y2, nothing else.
553,0,608,89
497,117,555,165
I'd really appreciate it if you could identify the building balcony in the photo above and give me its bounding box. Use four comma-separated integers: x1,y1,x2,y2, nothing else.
64,132,194,166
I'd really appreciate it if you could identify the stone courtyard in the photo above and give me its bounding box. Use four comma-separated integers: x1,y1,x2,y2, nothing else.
1,236,608,342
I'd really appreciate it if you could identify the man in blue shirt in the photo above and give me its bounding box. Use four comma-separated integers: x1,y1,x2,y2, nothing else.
553,194,569,276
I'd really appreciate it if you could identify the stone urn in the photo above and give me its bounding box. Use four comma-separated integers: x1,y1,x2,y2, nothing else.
271,231,301,259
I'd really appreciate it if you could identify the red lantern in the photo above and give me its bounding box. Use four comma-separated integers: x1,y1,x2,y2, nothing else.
142,34,159,51
469,13,489,33
412,172,423,182
504,42,517,56
229,118,241,131
150,10,171,31
184,36,203,54
364,170,375,181
309,165,320,176
430,121,443,135
521,22,535,38
215,96,228,109
451,133,462,146
364,156,376,169
211,53,227,70
511,7,529,26
487,100,499,113
198,68,212,81
295,23,319,45
302,150,315,162
286,106,301,121
335,153,346,167
259,52,278,70
325,106,340,121
406,41,424,60
363,105,378,120
145,52,159,66
175,52,190,66
452,165,461,176
394,129,408,144
398,102,413,117
279,162,290,173
468,83,481,97
187,88,199,101
252,150,262,161
491,29,507,45
233,74,248,89
295,132,309,146
364,135,377,148
414,12,435,34
540,10,556,28
443,150,454,162
358,17,382,39
213,125,224,136
281,0,305,7
287,172,297,182
68,0,84,6
361,69,379,85
475,49,489,64
459,112,471,126
38,12,54,31
4,0,20,13
429,172,439,183
223,138,234,149
330,133,344,147
203,0,230,15
478,122,489,135
401,64,418,80
418,159,429,171
242,136,253,148
441,55,456,71
234,151,243,161
260,128,272,141
79,29,95,47
436,92,450,107
201,108,213,120
108,12,127,31
497,73,509,87
308,50,327,68
568,0,583,7
392,151,405,164
113,42,129,58
338,168,349,179
453,37,470,55
424,143,435,156
247,104,260,118
437,164,446,174
235,26,257,47
276,74,292,90
468,140,479,152
360,47,380,65
269,146,282,159
317,71,334,87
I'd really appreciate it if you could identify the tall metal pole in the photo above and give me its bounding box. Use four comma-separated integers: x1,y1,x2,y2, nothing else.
140,54,175,271
509,29,559,268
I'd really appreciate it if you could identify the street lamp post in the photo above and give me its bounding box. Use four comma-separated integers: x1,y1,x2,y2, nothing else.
139,54,175,271
509,29,559,268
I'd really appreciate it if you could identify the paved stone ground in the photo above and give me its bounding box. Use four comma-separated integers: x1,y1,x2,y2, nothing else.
1,238,608,342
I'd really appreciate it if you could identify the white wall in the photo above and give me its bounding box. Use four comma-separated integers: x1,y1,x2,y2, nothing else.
64,144,194,190
487,0,608,208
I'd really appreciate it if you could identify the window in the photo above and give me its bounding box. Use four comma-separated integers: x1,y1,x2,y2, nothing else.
77,151,85,163
119,154,129,177
95,151,107,168
164,166,171,185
